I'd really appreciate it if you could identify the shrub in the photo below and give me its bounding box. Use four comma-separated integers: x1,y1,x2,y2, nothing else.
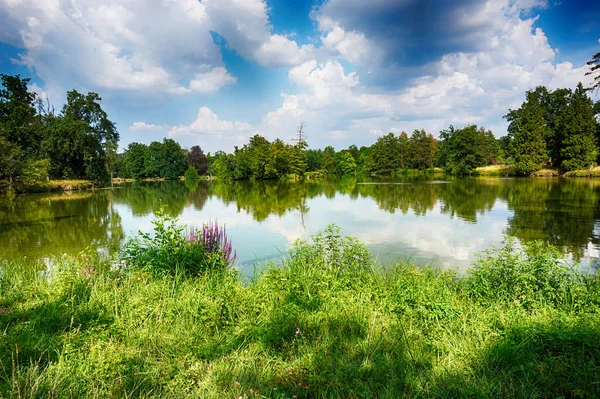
287,224,372,276
120,207,235,276
183,166,199,180
466,237,581,308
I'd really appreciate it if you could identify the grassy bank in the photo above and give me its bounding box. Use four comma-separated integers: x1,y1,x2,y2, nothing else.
0,180,94,194
564,166,600,177
475,165,600,178
1,221,600,398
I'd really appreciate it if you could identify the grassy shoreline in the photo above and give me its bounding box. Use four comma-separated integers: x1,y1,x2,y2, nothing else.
1,223,599,398
2,166,600,194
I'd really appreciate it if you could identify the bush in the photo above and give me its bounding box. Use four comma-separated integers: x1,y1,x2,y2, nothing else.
120,207,235,276
287,224,372,276
466,237,583,308
184,166,199,180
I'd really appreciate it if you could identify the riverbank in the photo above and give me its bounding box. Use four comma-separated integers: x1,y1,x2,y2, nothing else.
0,179,95,193
474,165,600,177
1,224,599,398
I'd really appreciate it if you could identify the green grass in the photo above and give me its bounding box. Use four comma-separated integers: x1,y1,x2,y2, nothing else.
1,226,599,398
563,166,600,177
473,165,516,176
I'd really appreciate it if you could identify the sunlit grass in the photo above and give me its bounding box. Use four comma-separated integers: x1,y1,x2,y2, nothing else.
1,226,599,398
474,165,515,176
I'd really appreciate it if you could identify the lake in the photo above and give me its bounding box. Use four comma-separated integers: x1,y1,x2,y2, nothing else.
1,176,599,275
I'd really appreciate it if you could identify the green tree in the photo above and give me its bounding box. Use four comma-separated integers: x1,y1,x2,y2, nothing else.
246,135,271,179
306,149,323,172
321,146,337,174
288,142,307,177
410,129,437,170
398,131,410,169
266,138,289,178
367,133,400,174
338,151,357,175
184,166,199,180
505,91,547,175
0,74,42,157
144,139,186,179
41,115,89,179
559,83,598,171
442,125,480,175
124,142,148,179
0,134,24,187
49,90,120,184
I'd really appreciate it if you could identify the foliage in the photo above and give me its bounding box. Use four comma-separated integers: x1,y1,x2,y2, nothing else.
186,145,208,175
505,84,598,173
122,142,147,179
410,129,437,170
559,83,598,171
467,237,582,308
144,138,187,179
337,151,357,175
0,75,118,186
0,74,42,157
586,51,600,92
20,158,50,185
505,90,548,175
183,166,199,181
365,130,437,175
2,226,600,398
440,125,501,175
120,207,234,276
288,224,372,276
0,134,24,186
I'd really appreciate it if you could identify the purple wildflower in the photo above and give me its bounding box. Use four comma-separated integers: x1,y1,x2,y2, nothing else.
186,220,236,265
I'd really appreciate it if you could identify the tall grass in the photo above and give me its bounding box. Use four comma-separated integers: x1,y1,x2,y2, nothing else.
1,222,599,398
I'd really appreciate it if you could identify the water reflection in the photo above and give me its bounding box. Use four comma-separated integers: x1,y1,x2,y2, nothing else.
0,191,123,260
1,177,599,273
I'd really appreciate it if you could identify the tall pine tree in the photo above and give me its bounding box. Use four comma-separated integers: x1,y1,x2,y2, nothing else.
506,91,547,175
559,82,598,171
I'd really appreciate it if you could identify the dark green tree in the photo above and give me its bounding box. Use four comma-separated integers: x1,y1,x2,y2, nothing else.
48,90,120,184
124,142,148,179
0,134,24,187
367,133,400,174
144,139,186,179
41,115,89,179
559,83,598,171
0,74,42,157
410,129,437,170
441,125,480,175
505,91,547,175
321,146,337,174
306,149,323,171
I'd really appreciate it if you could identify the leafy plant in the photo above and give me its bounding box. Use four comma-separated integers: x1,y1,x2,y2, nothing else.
287,224,371,276
120,207,235,276
466,237,582,308
183,166,199,181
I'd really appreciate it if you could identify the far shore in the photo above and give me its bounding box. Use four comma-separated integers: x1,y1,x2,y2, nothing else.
2,167,600,194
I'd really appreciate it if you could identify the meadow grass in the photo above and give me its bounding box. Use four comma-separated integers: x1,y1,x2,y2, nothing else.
473,165,515,177
1,225,599,398
563,166,600,177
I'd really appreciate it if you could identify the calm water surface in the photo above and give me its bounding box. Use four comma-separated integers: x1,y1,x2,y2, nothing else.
2,176,600,275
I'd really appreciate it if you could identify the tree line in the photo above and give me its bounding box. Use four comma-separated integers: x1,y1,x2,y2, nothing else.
2,73,600,189
0,74,119,187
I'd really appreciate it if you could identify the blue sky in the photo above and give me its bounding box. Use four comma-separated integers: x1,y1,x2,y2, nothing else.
0,0,598,153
